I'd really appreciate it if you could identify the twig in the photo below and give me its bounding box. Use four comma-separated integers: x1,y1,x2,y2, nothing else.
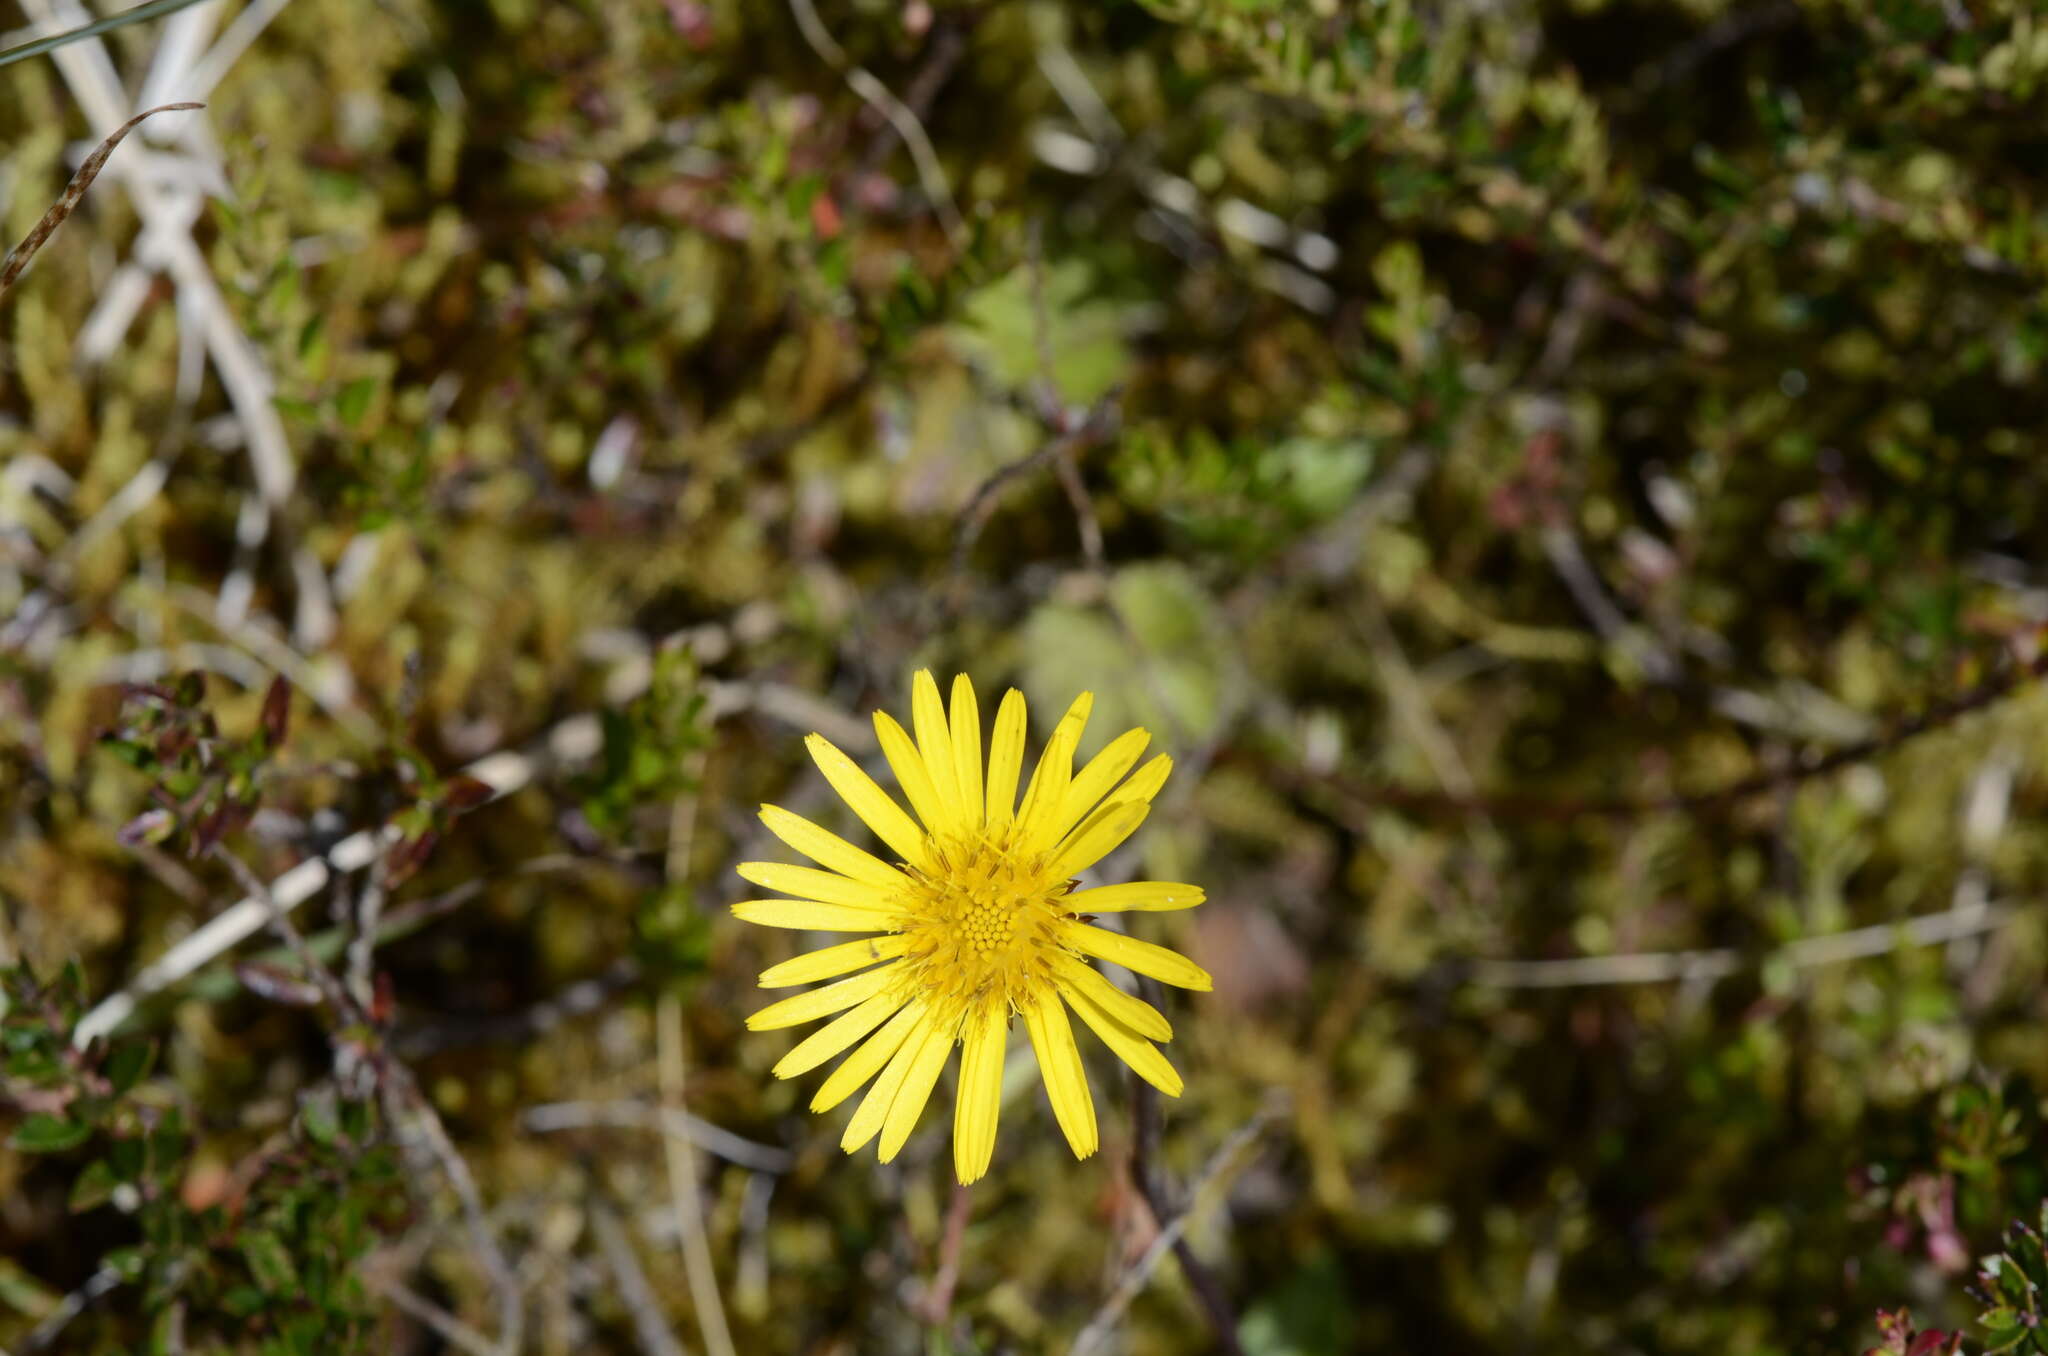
787,0,965,244
1023,219,1107,568
520,1100,794,1174
346,857,389,1013
1124,992,1246,1356
1295,644,2048,826
209,845,356,1015
75,709,612,1046
1468,898,2011,990
589,1201,687,1356
1071,1103,1280,1356
21,1266,121,1354
855,14,970,179
377,1279,500,1356
657,990,737,1356
0,101,199,298
948,397,1121,599
381,1060,524,1355
221,849,525,1351
919,1181,974,1329
1540,522,1678,683
211,844,517,1351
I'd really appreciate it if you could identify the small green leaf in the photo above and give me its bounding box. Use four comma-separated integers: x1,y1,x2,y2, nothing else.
300,1091,340,1147
103,1246,145,1280
105,1039,156,1095
337,377,378,428
69,1158,119,1212
0,1255,61,1318
12,1113,90,1153
241,1229,298,1293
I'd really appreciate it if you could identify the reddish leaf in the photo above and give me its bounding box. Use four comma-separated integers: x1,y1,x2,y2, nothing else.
260,675,291,748
441,775,494,813
381,830,440,887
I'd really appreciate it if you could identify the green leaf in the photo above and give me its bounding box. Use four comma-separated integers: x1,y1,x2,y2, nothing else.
103,1246,146,1280
12,1113,90,1153
240,1229,298,1293
69,1158,119,1212
0,1255,60,1318
337,377,378,428
300,1090,341,1146
105,1039,155,1095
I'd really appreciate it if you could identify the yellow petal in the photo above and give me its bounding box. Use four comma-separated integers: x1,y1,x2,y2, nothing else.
1066,982,1183,1096
841,1008,936,1149
746,965,901,1031
1024,993,1097,1158
772,988,909,1078
1049,728,1149,844
948,673,984,829
732,899,891,932
736,862,899,911
1051,954,1171,1041
1015,692,1093,855
952,1002,1006,1184
759,805,908,890
911,671,968,838
1059,920,1212,990
1044,800,1149,880
876,711,952,839
815,1000,926,1113
984,689,1027,827
1063,881,1206,913
805,734,933,871
758,934,909,988
879,1009,958,1162
1118,753,1173,807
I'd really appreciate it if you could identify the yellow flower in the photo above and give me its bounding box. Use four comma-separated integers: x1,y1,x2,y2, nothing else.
734,670,1210,1185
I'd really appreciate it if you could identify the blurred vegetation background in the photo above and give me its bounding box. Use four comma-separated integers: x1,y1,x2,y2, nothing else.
6,0,2048,1351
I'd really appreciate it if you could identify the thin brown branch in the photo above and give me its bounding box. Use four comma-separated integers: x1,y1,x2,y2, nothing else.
919,1180,974,1329
1468,898,2010,991
589,1200,687,1356
948,396,1121,606
519,1100,794,1174
1074,1101,1281,1356
658,989,737,1356
787,0,964,243
1125,977,1246,1356
212,845,521,1350
1289,644,2048,825
377,1278,499,1356
380,1060,525,1355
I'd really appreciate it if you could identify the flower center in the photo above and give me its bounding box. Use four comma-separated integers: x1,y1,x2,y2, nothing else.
898,830,1070,1014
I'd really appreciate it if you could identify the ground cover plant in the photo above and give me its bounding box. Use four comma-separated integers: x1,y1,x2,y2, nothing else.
7,0,2048,1351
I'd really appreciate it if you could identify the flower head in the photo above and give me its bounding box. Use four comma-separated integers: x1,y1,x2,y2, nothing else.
734,671,1209,1184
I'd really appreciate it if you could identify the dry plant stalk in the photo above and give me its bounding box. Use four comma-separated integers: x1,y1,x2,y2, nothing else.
0,102,202,300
